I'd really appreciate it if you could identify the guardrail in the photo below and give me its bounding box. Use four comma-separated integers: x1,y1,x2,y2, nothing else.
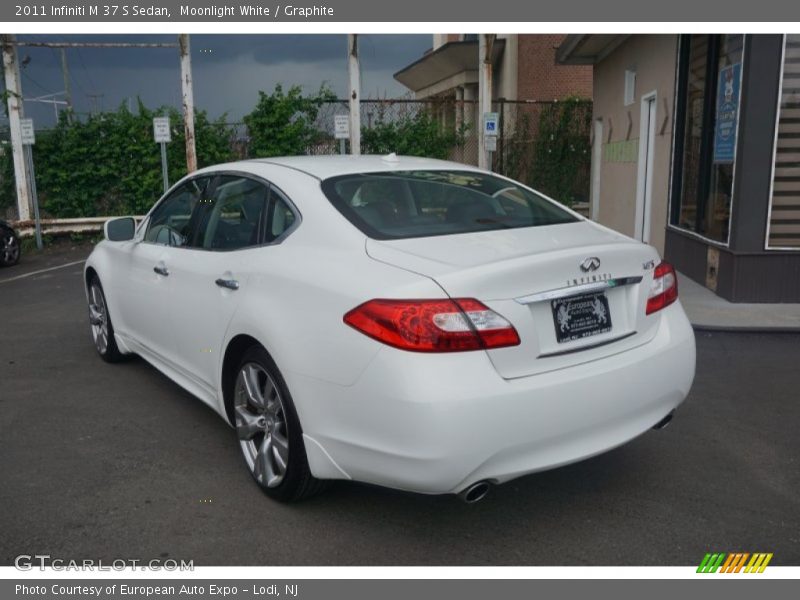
572,202,589,218
12,217,144,238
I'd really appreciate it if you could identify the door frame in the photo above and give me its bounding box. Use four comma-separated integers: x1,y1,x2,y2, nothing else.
635,90,658,242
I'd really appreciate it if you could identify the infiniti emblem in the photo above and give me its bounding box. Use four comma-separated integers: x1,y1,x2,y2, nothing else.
580,257,601,272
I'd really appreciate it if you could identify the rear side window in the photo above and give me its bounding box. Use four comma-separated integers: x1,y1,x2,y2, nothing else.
321,170,577,240
265,187,298,243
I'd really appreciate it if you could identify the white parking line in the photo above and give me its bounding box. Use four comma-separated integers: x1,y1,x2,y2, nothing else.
0,259,85,284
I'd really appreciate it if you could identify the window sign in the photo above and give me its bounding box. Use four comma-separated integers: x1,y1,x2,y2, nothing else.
713,63,741,164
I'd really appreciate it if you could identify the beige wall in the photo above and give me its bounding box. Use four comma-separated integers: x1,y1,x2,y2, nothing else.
591,35,678,255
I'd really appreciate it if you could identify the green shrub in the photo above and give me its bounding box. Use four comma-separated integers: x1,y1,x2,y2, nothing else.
243,84,336,158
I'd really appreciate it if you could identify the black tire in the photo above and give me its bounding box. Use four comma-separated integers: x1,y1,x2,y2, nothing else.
0,228,20,267
233,345,328,502
87,276,124,363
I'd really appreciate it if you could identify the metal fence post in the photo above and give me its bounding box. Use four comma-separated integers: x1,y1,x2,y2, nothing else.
498,99,505,175
25,145,42,249
160,141,169,193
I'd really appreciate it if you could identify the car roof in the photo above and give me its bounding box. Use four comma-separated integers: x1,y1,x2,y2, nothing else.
234,154,485,181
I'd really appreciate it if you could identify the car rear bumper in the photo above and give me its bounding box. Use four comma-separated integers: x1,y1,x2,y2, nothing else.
291,302,696,495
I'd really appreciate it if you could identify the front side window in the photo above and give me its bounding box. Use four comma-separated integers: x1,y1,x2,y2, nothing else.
671,34,744,243
196,176,270,250
321,170,577,240
144,177,210,246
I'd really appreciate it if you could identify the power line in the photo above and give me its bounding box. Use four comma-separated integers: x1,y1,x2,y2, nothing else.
48,46,60,69
21,71,53,96
75,47,97,95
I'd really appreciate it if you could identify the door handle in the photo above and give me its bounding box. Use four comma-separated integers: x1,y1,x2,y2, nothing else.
153,265,169,276
215,278,239,291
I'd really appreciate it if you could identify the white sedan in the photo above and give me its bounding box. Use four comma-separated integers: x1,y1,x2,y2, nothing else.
84,155,695,503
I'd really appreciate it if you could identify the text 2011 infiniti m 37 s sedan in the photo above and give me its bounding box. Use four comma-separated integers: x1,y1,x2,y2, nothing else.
84,155,695,503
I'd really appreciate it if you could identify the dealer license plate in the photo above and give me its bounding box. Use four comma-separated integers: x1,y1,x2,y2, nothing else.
551,292,612,343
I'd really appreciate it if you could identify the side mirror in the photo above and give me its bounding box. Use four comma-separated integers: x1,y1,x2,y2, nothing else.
104,217,136,242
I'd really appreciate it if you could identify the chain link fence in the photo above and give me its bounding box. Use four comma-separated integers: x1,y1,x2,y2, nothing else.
495,98,593,205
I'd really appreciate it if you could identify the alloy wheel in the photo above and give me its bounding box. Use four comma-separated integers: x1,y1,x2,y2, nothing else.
234,362,290,488
88,283,109,355
2,234,19,265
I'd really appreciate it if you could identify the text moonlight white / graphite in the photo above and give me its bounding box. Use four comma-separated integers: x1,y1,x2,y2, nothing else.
180,5,335,18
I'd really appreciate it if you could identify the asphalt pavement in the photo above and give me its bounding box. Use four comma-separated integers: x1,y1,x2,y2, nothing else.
1,244,798,566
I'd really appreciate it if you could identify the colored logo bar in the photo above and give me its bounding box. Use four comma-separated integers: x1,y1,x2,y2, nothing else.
697,553,773,573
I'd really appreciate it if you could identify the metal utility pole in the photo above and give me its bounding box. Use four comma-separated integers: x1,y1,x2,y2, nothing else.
2,34,32,221
347,34,361,156
478,34,496,170
60,48,72,122
179,34,197,173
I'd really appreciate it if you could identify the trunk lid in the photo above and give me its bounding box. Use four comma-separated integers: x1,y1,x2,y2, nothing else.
366,221,663,378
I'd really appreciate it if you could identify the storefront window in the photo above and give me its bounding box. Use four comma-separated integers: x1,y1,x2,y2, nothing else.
671,34,744,243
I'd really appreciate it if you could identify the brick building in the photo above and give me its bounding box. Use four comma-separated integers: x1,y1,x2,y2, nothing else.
394,34,592,102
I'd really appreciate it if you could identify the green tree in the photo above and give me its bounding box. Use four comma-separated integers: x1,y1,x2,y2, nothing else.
243,84,335,158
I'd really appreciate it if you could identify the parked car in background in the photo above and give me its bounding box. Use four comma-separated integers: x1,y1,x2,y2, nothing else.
84,155,696,503
0,219,21,267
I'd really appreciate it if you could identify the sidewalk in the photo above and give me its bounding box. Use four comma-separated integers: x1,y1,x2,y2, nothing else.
677,272,800,332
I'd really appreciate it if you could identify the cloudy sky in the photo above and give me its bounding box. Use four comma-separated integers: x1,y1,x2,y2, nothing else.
3,34,431,127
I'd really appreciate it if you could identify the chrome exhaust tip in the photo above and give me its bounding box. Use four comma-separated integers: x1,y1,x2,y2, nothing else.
653,410,675,430
458,481,492,504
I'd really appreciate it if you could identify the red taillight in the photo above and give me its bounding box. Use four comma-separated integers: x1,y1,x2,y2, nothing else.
343,298,521,352
646,261,678,315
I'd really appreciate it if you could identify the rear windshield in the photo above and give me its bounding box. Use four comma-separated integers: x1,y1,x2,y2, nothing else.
320,170,578,240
